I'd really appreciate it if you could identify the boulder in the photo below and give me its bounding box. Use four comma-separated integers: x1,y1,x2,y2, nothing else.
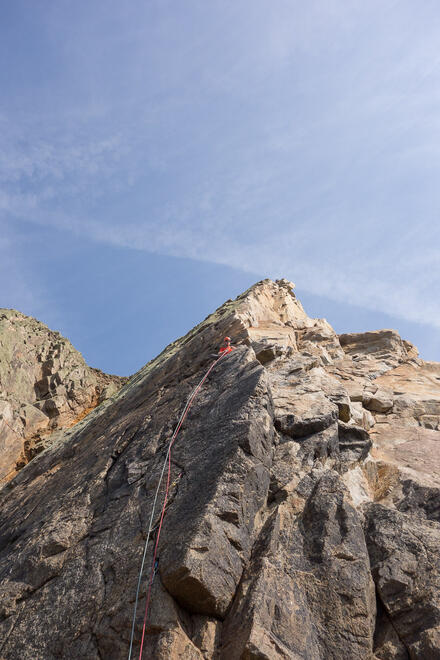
363,387,394,413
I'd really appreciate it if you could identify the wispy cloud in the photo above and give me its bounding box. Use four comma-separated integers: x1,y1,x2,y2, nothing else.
0,225,47,316
2,0,440,334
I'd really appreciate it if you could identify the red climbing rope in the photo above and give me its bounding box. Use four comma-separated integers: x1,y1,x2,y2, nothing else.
137,348,231,660
0,416,24,439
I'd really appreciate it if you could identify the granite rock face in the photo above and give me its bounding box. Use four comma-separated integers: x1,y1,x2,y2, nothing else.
0,280,439,659
0,309,126,482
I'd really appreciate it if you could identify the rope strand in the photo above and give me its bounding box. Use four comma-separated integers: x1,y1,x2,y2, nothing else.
128,350,229,660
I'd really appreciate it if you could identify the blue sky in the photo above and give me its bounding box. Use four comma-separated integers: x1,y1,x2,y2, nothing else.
1,0,440,375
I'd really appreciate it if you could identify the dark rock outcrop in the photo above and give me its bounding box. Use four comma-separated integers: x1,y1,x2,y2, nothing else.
222,471,376,659
365,504,440,659
0,279,439,659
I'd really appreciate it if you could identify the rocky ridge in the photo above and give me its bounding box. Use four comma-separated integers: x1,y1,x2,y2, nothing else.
0,309,127,482
0,280,439,659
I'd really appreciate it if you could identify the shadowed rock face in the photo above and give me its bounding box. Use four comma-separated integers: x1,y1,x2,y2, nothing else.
364,504,440,659
0,279,439,659
0,309,126,482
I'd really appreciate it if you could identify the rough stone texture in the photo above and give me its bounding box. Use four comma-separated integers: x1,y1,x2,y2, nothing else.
365,504,440,659
363,387,394,414
221,472,376,660
0,309,126,482
338,421,372,463
0,279,439,659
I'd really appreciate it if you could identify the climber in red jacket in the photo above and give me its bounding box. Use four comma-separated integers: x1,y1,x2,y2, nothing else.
219,336,234,355
211,337,234,359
